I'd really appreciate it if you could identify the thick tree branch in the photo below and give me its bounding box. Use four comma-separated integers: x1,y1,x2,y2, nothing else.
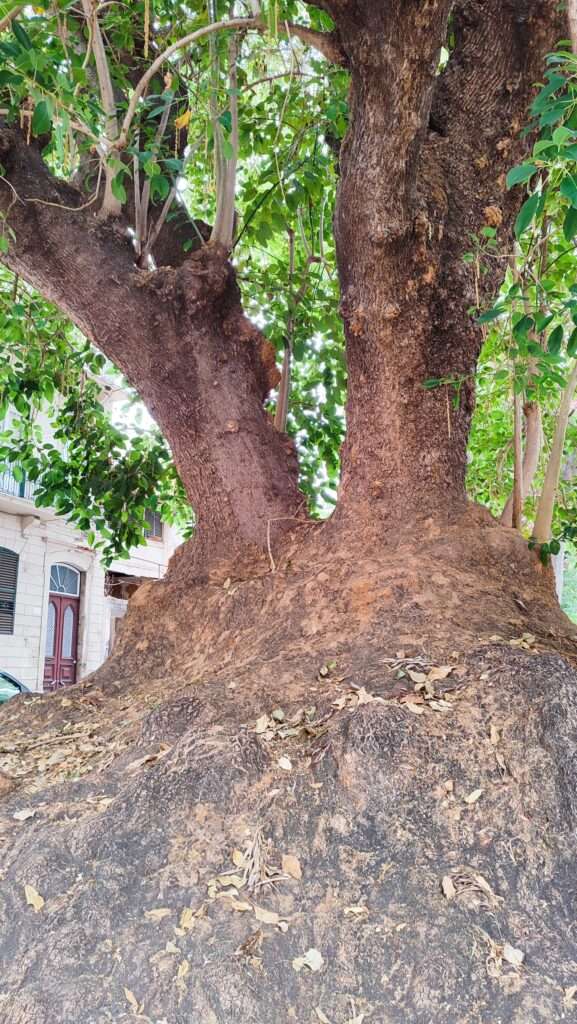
282,22,346,65
0,130,151,353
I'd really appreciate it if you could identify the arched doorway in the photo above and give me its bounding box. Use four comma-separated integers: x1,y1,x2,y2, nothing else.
43,564,81,690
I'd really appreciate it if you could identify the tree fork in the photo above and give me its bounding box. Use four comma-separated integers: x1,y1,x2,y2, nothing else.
0,130,302,568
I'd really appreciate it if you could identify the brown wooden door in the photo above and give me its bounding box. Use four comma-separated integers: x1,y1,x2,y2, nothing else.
43,594,79,690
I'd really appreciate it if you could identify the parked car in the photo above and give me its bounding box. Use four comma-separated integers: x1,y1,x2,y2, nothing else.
0,670,30,704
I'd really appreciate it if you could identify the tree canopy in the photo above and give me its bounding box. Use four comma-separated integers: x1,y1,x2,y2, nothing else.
0,1,576,562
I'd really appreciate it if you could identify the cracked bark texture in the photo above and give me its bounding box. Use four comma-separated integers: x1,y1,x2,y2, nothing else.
1,4,576,1022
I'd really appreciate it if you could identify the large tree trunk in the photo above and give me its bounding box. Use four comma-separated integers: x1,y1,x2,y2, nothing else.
1,3,576,1023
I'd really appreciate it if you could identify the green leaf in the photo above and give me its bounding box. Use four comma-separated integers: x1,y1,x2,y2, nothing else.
514,193,541,238
111,175,127,203
547,324,563,354
560,173,577,207
506,163,538,189
477,305,506,324
563,206,577,241
218,110,232,132
31,99,51,136
512,315,533,339
568,327,577,358
222,137,234,161
12,19,32,50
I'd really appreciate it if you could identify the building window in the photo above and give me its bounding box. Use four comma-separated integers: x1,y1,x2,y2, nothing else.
144,509,163,541
0,546,19,635
49,563,80,596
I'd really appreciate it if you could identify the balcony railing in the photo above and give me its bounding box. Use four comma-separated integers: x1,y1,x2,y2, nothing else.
0,469,35,500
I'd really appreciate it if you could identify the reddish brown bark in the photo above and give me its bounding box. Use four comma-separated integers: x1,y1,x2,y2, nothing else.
0,0,565,567
0,130,301,569
325,0,563,533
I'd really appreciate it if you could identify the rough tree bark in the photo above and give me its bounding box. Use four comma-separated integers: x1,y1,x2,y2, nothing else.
1,4,577,1023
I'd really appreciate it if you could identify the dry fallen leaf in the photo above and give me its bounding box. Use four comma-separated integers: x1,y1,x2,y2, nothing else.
404,700,425,715
124,988,140,1013
489,724,500,746
228,898,252,912
145,907,172,922
24,884,44,912
464,788,483,805
292,947,324,973
427,665,454,682
13,808,36,822
277,756,292,772
177,959,190,980
179,907,195,930
253,905,280,925
564,985,577,1009
441,876,456,900
232,848,246,868
254,714,270,735
315,1010,332,1024
407,670,427,684
502,943,524,968
215,873,244,889
282,854,302,880
344,905,369,917
165,940,179,954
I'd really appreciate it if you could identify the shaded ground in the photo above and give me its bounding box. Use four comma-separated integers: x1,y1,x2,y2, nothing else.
1,513,577,1023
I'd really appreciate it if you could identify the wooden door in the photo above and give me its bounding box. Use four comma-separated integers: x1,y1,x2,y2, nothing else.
43,594,79,690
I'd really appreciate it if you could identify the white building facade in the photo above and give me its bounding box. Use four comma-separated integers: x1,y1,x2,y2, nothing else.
0,468,181,691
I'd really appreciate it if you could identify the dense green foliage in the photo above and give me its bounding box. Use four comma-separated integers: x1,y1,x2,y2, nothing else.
0,2,575,563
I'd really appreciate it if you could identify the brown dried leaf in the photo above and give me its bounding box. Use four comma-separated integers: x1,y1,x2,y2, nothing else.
282,854,302,880
490,725,500,746
179,907,196,930
407,670,427,684
229,898,252,912
292,947,324,973
502,943,524,968
441,876,456,900
24,884,44,912
404,700,425,715
124,988,140,1013
215,873,244,889
13,808,36,822
464,788,483,805
232,848,246,868
344,904,369,916
277,756,292,772
315,1010,332,1024
254,714,270,735
427,665,454,682
253,905,279,925
144,907,172,922
564,986,577,1009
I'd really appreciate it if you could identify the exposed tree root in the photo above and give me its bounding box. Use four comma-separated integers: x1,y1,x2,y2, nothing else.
1,514,576,1023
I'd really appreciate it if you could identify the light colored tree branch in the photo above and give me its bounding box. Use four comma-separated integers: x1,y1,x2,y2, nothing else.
569,0,577,53
210,32,239,249
511,390,524,529
81,0,121,217
533,360,577,544
117,16,257,150
501,401,542,528
0,4,24,34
